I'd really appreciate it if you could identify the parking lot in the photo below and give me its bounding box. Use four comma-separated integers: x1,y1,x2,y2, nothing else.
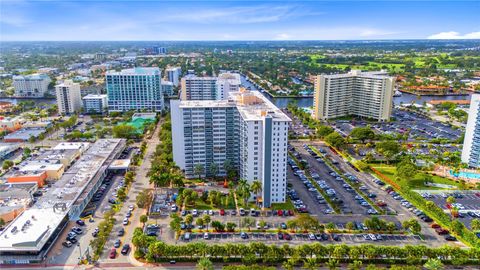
289,143,378,215
420,191,480,230
332,109,463,142
180,231,425,246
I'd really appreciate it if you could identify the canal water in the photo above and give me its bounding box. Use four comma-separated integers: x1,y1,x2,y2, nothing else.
240,75,472,109
0,97,56,105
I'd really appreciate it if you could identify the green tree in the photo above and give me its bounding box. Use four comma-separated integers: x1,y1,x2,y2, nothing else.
325,132,347,149
209,162,219,179
375,140,401,163
196,258,213,270
2,160,14,170
140,215,148,227
203,215,211,231
112,124,138,139
0,218,5,227
194,164,204,180
424,258,444,270
136,189,152,209
349,127,375,143
251,180,262,207
317,125,334,138
471,218,480,231
396,157,418,180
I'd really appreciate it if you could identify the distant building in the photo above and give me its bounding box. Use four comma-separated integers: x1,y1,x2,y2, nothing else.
106,67,164,112
171,89,290,207
313,70,394,122
94,53,107,62
216,72,241,100
166,67,181,86
161,81,174,97
181,75,217,100
55,80,82,115
83,94,108,114
462,94,480,168
13,74,51,98
0,116,23,133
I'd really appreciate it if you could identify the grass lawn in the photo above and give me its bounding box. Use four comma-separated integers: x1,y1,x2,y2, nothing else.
270,199,295,211
372,165,462,190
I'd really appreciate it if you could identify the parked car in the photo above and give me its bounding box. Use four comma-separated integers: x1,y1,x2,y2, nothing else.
62,241,73,248
121,244,130,255
109,248,117,259
76,220,85,226
114,239,121,248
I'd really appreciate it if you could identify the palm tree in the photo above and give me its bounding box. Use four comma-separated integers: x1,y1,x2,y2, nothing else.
424,258,444,270
446,196,456,220
302,258,318,270
326,258,339,270
236,179,251,207
194,164,204,180
282,259,295,270
251,180,262,207
196,257,213,270
203,215,211,231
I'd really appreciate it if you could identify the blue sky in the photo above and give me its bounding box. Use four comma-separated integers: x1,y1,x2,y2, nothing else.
1,0,479,41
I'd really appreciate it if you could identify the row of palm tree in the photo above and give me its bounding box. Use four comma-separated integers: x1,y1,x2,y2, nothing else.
133,232,479,265
236,179,263,208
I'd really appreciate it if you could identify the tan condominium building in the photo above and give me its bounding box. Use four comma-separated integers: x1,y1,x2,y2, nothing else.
313,70,395,122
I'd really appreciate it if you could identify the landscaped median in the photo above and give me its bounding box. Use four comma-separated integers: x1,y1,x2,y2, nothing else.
307,145,384,214
131,228,480,266
370,166,480,248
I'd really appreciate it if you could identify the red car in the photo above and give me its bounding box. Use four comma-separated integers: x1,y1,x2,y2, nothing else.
288,210,294,216
435,228,449,235
284,233,292,240
109,248,117,259
220,209,225,216
430,223,441,229
277,210,283,216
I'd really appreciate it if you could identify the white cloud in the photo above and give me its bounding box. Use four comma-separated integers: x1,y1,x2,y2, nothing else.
275,33,291,40
427,31,480,39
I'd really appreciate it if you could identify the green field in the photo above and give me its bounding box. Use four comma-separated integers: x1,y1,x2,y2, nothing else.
270,199,295,210
372,165,461,190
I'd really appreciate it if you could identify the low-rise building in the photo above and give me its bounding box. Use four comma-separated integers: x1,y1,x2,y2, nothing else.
0,116,23,133
0,183,36,223
83,94,108,114
0,143,20,161
3,128,45,143
0,101,14,113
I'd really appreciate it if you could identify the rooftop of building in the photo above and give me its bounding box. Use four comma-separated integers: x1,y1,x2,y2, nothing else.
321,70,392,79
0,143,20,153
231,89,291,122
0,139,125,252
12,73,50,80
0,183,35,215
3,128,45,141
55,80,79,88
106,67,160,76
161,81,174,86
166,67,181,71
82,94,108,100
35,148,80,162
217,72,241,83
177,89,291,122
183,74,217,80
52,142,90,152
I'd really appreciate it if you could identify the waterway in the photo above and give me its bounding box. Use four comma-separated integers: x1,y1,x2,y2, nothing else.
0,97,56,105
240,75,472,109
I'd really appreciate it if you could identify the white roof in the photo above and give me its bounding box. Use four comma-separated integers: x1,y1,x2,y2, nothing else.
53,142,90,152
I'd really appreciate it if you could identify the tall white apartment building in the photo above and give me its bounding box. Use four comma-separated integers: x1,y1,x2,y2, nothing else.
313,70,394,121
55,80,82,114
166,67,181,86
171,89,290,207
180,74,217,100
13,74,51,98
106,67,164,112
462,94,480,168
216,72,241,100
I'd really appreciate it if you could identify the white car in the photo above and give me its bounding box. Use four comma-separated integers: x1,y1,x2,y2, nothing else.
203,233,209,240
122,218,129,225
171,205,177,211
208,210,214,215
128,205,135,211
308,233,316,240
192,209,198,216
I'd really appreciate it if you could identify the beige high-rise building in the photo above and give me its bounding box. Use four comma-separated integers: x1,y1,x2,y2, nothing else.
55,80,82,115
313,70,394,122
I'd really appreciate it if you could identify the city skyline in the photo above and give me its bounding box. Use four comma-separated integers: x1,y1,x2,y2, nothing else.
1,1,479,41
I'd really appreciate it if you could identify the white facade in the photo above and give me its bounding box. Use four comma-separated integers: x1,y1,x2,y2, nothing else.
171,89,290,207
55,80,82,114
161,80,174,96
13,74,51,98
313,70,394,122
83,94,108,114
181,75,217,100
216,72,241,100
462,94,480,167
166,67,181,86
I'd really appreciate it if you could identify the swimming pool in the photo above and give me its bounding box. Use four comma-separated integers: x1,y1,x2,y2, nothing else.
449,170,480,179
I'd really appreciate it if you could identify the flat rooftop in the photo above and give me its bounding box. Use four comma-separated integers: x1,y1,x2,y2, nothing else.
0,139,125,253
321,69,392,80
3,128,45,141
176,90,291,122
52,142,90,152
106,67,160,76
